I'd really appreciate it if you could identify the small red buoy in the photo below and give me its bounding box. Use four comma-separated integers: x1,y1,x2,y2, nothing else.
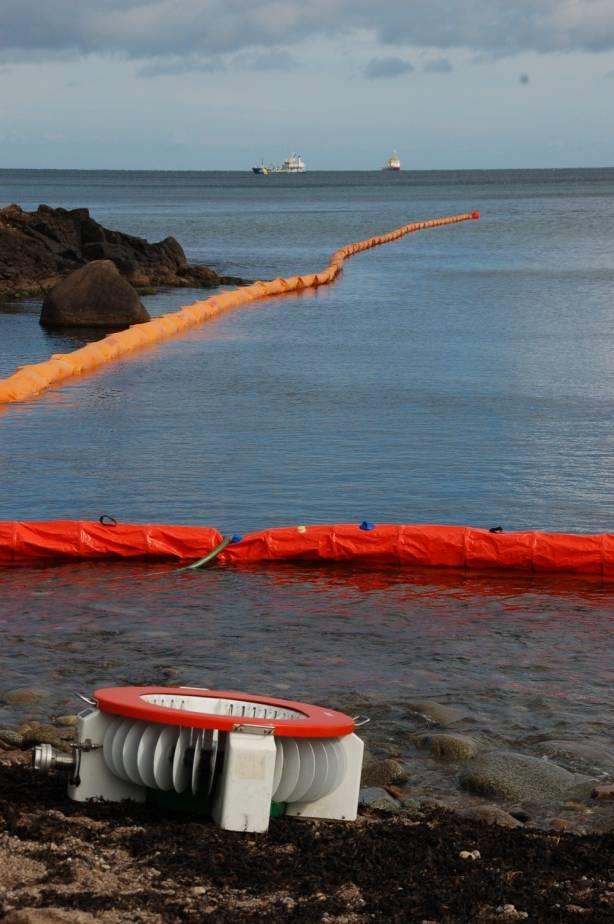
471,211,480,219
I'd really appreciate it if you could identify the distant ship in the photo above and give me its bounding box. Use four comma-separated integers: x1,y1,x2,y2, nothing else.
382,150,401,171
279,153,305,173
252,153,305,174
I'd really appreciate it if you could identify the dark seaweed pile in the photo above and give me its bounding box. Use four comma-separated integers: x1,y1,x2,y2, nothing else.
0,760,613,923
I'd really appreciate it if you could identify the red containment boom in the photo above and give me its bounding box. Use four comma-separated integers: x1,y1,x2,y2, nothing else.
1,520,614,577
0,520,223,565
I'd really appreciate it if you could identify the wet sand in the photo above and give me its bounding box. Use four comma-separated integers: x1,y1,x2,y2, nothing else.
1,752,612,923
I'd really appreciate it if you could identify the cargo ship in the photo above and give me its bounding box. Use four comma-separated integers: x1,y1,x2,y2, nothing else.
252,153,305,174
382,150,401,171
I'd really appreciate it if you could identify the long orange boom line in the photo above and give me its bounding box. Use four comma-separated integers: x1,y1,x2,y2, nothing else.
0,212,479,406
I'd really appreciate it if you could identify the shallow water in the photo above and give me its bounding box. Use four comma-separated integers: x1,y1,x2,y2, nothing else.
1,560,613,824
1,169,613,822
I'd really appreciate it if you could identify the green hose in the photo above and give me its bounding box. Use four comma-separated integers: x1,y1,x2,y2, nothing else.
176,535,231,572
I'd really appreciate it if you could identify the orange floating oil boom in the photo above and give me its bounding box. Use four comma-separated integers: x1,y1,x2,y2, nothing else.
1,519,613,577
0,212,479,406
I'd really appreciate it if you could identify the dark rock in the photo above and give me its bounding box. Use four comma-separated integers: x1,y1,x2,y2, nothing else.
40,261,150,328
0,203,234,298
358,786,402,812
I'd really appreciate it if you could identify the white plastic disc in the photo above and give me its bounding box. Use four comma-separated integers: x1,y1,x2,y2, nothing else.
208,730,218,794
110,719,135,782
273,737,300,803
153,726,178,790
122,721,148,785
324,737,347,794
319,738,341,796
289,738,317,802
331,737,347,789
299,739,331,802
137,723,162,788
272,739,284,798
191,730,203,795
102,717,123,776
172,726,191,793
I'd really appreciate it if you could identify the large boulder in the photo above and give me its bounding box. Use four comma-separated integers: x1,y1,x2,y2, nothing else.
0,203,239,297
458,750,595,803
40,260,150,328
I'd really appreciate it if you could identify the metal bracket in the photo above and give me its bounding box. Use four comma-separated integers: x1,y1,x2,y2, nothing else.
73,738,102,752
74,693,96,706
232,724,275,736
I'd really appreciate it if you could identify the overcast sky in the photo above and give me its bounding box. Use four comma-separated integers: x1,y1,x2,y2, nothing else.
1,0,613,170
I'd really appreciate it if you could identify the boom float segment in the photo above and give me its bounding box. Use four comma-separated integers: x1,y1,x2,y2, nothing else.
1,520,614,576
0,520,223,565
0,212,479,405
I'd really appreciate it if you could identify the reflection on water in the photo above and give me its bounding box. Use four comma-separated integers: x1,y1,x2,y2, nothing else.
2,169,614,826
1,561,612,820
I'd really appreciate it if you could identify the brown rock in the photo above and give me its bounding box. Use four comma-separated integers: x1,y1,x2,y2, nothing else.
414,732,482,761
2,688,49,707
40,261,150,328
591,784,614,800
21,723,73,749
3,911,100,923
0,729,25,749
457,804,524,829
405,700,468,726
361,757,409,787
548,818,576,831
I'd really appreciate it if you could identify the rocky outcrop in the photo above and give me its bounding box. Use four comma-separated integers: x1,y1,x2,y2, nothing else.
0,203,241,297
40,261,150,328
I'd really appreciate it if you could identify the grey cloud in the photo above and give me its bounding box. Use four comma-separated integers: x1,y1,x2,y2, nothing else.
238,51,298,71
606,70,614,78
422,57,452,73
519,73,530,84
137,56,225,77
366,57,414,79
2,1,614,59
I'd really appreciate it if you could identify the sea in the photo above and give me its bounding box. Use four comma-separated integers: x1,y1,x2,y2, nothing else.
1,168,613,823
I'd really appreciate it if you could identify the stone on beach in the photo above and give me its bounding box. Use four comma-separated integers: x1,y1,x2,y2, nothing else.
537,739,614,775
405,699,469,726
361,757,409,787
459,749,596,803
359,786,402,812
414,732,482,761
456,803,524,828
40,260,150,328
1,688,49,706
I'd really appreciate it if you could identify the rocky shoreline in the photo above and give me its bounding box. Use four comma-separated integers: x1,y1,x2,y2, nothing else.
1,691,614,922
0,204,244,299
1,748,613,923
2,691,614,837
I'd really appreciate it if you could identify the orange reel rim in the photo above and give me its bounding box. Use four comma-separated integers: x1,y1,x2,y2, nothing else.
93,685,356,738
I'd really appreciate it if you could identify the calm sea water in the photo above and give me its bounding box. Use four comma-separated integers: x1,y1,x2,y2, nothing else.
1,169,613,820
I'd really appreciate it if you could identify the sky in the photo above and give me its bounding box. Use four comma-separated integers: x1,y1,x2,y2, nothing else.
1,0,614,170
